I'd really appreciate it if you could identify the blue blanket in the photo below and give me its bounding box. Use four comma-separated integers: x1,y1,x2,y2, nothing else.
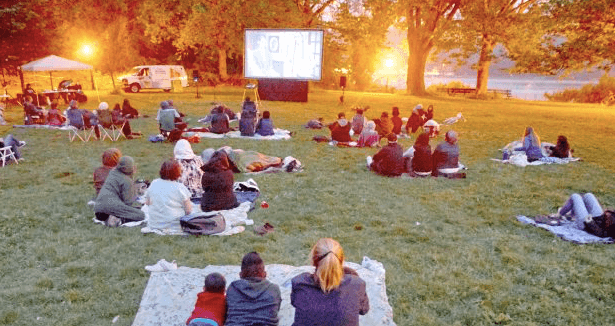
516,215,613,244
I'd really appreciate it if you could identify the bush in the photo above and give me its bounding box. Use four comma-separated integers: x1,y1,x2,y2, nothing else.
427,81,472,93
545,76,615,104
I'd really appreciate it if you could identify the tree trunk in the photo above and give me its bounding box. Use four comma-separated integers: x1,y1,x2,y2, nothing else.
406,29,430,96
218,48,228,81
476,34,494,96
110,71,116,89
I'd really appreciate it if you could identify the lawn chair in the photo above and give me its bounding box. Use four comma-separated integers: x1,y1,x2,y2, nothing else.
111,121,127,141
97,124,114,141
68,126,95,142
0,146,19,166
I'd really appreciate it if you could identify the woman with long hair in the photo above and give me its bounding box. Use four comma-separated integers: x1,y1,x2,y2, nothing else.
516,126,543,162
291,238,369,326
549,135,571,158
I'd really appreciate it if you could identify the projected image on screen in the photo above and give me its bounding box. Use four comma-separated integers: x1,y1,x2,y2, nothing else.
244,29,323,81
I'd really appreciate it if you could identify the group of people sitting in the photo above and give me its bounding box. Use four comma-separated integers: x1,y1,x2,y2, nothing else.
205,98,275,137
65,100,141,139
368,130,464,178
508,126,572,161
186,238,368,326
325,104,439,147
92,140,241,230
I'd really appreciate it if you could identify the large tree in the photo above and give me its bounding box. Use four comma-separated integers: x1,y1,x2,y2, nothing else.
398,0,462,95
449,0,542,96
509,0,615,75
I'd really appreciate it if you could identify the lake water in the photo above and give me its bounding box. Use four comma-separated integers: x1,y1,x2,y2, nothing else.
423,76,595,101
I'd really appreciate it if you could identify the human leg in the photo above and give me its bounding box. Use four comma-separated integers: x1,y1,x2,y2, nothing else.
582,193,603,217
4,134,22,159
559,193,588,218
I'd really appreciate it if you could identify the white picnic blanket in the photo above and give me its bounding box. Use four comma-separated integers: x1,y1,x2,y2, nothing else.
185,128,292,140
132,257,397,326
493,141,580,167
516,215,614,244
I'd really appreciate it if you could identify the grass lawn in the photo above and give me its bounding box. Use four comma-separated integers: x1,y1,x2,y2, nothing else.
1,86,614,325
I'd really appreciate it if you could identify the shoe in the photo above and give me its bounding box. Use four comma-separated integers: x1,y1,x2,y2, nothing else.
87,200,96,207
254,222,274,235
17,141,26,147
105,215,121,227
145,259,178,272
584,215,593,223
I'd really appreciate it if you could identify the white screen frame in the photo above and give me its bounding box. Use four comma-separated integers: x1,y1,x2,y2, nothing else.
244,29,324,81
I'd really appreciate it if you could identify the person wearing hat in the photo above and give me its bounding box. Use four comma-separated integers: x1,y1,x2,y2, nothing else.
173,139,205,199
94,156,145,226
432,130,463,177
369,133,405,177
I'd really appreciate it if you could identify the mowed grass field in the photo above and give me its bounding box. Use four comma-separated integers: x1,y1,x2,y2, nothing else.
1,86,614,325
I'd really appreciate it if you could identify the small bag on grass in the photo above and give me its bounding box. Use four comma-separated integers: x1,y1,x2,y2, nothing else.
180,212,226,235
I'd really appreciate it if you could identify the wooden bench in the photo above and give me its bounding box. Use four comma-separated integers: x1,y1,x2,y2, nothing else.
437,87,512,98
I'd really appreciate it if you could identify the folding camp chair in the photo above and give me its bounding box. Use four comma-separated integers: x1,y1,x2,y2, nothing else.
0,146,18,166
98,124,114,141
111,121,127,141
68,126,95,142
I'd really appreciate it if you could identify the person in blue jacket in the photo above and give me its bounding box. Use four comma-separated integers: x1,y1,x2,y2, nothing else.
256,110,275,136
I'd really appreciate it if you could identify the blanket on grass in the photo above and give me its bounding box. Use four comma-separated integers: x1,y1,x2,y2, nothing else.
184,128,292,140
132,257,397,326
492,141,580,167
516,215,614,244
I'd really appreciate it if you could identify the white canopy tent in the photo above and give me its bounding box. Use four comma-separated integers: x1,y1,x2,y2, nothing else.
19,55,96,94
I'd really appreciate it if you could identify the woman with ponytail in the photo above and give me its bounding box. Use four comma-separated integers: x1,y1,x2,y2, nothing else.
290,238,369,326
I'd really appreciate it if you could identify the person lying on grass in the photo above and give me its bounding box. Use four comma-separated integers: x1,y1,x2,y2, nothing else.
368,133,405,177
554,193,615,238
145,159,192,232
225,252,281,326
186,272,227,326
291,238,369,326
94,156,145,226
93,148,122,195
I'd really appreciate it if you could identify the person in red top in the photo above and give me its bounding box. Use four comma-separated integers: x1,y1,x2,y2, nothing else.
186,272,227,326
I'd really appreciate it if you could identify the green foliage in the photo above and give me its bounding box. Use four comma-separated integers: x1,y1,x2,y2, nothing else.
545,76,615,104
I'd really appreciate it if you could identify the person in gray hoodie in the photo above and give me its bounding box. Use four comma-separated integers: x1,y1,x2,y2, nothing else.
94,156,145,225
225,252,281,326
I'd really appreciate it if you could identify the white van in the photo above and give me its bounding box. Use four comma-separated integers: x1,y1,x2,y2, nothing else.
119,65,188,93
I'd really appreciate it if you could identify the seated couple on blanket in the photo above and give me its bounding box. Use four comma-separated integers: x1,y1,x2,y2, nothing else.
367,131,465,178
506,126,572,161
185,238,369,326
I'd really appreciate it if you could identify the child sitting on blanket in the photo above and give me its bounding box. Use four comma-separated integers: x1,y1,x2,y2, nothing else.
186,272,227,326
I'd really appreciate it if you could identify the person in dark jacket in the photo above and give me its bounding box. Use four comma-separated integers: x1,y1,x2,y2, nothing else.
369,133,405,177
200,150,239,212
291,238,369,326
328,112,352,143
432,130,462,177
391,107,403,135
409,132,432,176
225,252,281,326
209,105,231,134
255,110,275,136
405,104,425,134
240,97,259,136
549,135,571,158
94,156,145,225
121,99,139,119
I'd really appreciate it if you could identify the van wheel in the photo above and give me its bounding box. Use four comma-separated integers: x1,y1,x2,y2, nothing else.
130,83,141,93
163,89,171,93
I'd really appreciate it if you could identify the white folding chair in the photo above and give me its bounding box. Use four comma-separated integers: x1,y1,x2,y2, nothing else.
111,121,127,141
98,124,114,141
68,126,95,142
0,146,18,166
